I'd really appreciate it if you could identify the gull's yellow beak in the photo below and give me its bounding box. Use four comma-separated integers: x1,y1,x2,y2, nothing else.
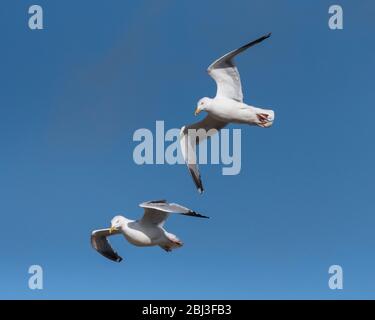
194,108,201,116
109,226,117,234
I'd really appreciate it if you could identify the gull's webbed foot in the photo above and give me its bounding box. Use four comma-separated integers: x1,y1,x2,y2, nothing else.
256,113,272,128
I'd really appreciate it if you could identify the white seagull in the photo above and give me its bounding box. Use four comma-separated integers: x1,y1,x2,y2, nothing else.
180,33,274,193
91,200,208,262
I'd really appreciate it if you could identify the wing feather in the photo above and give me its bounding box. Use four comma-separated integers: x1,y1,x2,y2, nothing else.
91,228,123,263
139,200,208,226
180,116,227,193
208,33,271,102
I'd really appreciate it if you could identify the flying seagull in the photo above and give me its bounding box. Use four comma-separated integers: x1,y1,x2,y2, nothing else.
180,33,274,194
91,200,208,262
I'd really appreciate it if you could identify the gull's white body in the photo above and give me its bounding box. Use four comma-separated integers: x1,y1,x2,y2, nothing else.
116,217,181,250
206,97,274,127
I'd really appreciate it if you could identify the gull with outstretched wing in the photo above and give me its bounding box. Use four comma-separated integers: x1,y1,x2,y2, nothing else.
91,200,208,262
180,33,274,193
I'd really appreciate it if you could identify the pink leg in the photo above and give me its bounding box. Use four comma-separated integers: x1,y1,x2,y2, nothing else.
256,113,271,127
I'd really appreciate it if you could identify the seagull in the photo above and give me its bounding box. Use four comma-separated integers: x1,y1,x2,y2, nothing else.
91,200,208,262
180,33,274,194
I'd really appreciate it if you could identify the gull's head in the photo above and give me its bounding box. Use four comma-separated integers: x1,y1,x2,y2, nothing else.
109,215,126,234
195,97,211,116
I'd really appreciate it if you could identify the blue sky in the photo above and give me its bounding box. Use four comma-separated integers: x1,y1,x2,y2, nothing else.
1,0,375,299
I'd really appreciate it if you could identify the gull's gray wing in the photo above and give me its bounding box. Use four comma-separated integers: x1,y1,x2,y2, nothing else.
91,228,123,263
139,200,208,226
180,116,227,194
208,33,271,102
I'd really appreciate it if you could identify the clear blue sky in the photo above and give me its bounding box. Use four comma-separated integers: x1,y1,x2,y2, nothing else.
1,0,375,299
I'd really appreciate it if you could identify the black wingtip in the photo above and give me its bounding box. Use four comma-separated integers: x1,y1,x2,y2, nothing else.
101,253,123,263
190,169,204,194
108,254,123,263
188,210,209,219
259,32,271,42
